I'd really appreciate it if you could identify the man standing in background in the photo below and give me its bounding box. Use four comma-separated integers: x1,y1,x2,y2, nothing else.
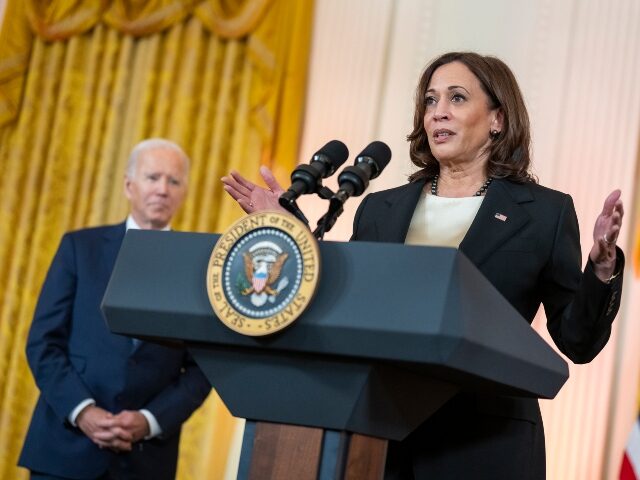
19,138,211,479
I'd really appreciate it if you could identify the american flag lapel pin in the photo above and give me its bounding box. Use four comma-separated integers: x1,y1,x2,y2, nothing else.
494,212,508,222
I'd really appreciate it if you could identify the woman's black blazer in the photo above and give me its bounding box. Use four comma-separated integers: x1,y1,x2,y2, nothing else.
351,178,624,480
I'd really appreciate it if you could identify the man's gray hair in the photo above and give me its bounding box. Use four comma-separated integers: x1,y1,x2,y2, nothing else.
126,138,190,178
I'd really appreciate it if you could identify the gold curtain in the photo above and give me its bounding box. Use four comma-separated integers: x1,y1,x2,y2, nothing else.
0,1,314,478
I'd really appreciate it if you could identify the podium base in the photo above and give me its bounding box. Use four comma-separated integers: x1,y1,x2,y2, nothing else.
238,422,388,480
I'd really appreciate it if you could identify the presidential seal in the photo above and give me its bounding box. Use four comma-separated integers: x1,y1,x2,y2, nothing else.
207,211,320,336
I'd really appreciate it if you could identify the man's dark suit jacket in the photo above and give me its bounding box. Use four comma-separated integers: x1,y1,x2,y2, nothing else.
19,223,211,479
351,178,624,480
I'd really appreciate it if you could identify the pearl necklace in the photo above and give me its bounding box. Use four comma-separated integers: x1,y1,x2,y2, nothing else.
430,174,493,197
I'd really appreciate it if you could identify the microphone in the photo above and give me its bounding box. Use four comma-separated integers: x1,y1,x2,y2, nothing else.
279,140,349,208
312,141,392,240
333,141,392,204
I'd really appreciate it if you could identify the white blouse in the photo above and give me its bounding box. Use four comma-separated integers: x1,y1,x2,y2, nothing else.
405,192,485,248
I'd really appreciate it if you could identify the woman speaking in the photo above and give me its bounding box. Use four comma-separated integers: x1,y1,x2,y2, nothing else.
222,51,625,479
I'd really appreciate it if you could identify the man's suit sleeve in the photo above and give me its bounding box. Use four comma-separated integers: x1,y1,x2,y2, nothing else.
25,233,94,423
141,352,211,438
541,194,624,364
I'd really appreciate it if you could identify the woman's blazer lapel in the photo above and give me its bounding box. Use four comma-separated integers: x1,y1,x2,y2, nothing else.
370,178,536,268
373,180,426,243
459,179,534,266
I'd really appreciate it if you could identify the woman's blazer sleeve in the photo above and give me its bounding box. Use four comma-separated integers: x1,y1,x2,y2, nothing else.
540,194,624,364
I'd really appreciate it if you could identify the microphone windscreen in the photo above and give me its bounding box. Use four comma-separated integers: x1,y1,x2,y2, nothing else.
314,140,350,171
357,141,392,170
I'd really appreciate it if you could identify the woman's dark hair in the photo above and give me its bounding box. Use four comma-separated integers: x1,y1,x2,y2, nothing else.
407,51,536,183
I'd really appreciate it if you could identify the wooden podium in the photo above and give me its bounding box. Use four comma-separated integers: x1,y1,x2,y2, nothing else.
102,230,568,479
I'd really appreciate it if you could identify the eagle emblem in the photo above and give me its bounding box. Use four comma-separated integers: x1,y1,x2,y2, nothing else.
238,241,290,307
208,211,321,335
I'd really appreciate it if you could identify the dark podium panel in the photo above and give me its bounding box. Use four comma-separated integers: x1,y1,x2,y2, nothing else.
102,230,568,443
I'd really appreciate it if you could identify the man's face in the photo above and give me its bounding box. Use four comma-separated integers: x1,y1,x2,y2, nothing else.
124,147,188,230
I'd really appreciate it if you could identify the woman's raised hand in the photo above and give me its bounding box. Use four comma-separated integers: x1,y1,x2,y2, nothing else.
589,189,624,282
222,166,287,214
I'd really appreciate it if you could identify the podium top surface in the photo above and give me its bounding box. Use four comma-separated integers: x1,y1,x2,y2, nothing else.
102,230,568,399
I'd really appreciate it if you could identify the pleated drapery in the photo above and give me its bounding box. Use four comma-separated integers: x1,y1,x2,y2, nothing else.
0,1,314,478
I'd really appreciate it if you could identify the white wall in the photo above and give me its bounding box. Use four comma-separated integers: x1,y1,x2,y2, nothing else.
298,1,640,478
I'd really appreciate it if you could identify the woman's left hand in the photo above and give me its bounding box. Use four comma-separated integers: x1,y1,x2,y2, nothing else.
589,189,624,282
